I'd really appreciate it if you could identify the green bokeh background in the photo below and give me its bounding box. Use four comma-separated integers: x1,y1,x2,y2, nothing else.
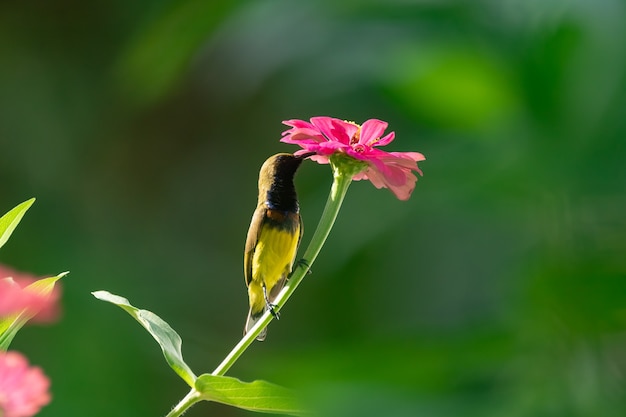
1,0,625,416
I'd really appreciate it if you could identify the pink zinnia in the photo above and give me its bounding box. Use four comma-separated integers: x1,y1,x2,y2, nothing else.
0,351,51,417
0,265,61,323
281,117,425,200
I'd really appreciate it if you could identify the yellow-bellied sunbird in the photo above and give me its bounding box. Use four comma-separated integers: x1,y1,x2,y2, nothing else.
244,153,309,341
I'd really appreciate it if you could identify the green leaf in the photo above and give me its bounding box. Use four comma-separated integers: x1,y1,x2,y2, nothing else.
0,272,67,350
0,198,35,250
92,290,197,387
195,373,305,416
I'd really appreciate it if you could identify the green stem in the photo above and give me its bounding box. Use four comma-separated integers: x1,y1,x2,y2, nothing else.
212,166,353,376
164,388,201,417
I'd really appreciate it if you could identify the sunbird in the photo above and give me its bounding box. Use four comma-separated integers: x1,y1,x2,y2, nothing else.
244,153,310,341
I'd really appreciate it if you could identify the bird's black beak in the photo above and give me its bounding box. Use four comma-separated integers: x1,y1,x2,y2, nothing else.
295,152,316,160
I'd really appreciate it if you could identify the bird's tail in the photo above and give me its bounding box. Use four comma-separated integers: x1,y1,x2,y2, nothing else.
244,307,268,341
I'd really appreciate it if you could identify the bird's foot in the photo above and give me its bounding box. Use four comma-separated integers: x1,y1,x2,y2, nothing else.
296,258,312,274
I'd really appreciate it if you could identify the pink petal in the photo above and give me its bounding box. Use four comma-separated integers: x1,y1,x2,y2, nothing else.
355,167,385,188
0,279,49,318
288,143,321,154
310,154,330,164
389,151,426,162
388,152,425,176
359,119,388,145
280,127,325,143
387,175,418,200
310,117,357,145
0,265,61,323
370,157,409,186
349,149,423,200
375,131,395,147
366,164,418,200
344,147,374,162
282,119,315,129
0,351,51,417
318,141,349,152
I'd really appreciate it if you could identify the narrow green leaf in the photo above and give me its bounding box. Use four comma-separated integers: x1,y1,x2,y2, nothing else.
92,290,196,387
0,272,67,350
195,374,305,416
0,198,35,250
25,272,69,295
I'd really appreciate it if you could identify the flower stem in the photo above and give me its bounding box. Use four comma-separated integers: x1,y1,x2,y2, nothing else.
164,388,201,417
212,166,353,376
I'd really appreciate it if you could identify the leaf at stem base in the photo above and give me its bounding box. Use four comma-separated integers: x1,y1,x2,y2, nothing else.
92,290,197,387
195,373,305,416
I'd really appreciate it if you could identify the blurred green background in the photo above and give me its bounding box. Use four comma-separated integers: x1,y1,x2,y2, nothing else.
1,0,625,416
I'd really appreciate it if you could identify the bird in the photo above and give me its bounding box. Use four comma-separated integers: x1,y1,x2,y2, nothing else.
243,152,310,341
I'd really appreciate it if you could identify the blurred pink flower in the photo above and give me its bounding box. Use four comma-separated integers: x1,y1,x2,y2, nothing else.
0,265,61,323
0,351,51,417
281,117,425,200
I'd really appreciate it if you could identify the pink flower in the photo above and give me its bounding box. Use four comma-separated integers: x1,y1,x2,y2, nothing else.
281,117,425,200
0,265,61,323
0,351,51,417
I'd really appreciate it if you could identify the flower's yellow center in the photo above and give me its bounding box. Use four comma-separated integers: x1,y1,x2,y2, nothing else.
344,120,381,150
345,121,361,146
353,144,365,153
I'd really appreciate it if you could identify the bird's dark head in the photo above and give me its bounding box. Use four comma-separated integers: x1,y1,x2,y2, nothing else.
257,153,312,210
260,153,310,179
258,153,313,187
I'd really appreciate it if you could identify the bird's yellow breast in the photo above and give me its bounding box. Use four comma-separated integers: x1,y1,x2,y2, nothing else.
251,223,300,289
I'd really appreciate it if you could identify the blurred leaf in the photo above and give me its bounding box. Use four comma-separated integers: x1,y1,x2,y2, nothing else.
92,290,197,386
0,198,35,250
384,44,518,133
116,0,241,105
195,373,304,415
0,272,67,350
